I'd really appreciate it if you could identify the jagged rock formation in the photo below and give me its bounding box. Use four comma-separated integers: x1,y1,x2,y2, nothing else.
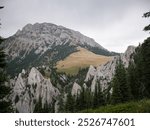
85,46,136,91
71,82,82,96
85,65,97,82
12,67,60,113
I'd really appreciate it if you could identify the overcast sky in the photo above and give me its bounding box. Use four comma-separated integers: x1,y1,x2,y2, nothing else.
0,0,150,52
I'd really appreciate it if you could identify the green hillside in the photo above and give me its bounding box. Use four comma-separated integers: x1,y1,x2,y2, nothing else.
82,99,150,113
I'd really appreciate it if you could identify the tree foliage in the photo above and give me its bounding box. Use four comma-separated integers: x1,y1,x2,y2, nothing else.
34,97,55,113
93,81,105,108
0,7,12,112
111,59,131,104
143,11,150,32
65,92,75,112
131,38,150,99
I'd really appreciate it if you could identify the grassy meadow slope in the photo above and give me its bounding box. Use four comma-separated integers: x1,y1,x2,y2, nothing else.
82,99,150,113
56,47,113,75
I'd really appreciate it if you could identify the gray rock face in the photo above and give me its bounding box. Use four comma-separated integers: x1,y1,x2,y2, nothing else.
85,46,136,91
85,65,97,82
12,67,60,113
3,23,105,61
71,82,82,96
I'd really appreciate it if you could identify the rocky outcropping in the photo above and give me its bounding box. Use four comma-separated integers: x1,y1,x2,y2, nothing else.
85,46,136,91
12,67,60,113
71,82,82,96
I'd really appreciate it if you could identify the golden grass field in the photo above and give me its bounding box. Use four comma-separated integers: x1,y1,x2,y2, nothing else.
56,47,113,75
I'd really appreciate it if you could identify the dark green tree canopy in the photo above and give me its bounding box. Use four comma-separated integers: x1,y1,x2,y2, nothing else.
143,11,150,32
0,6,13,112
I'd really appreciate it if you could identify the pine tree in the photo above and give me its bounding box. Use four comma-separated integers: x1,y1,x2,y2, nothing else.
0,6,12,112
135,38,150,98
58,95,65,112
127,62,137,100
76,87,86,111
126,11,150,100
93,82,98,108
65,92,75,112
111,76,122,104
34,97,53,113
74,86,92,112
133,46,145,98
75,93,81,112
133,11,150,98
141,38,150,97
132,39,150,99
117,60,131,102
93,81,105,108
111,59,131,104
84,87,92,110
97,82,105,106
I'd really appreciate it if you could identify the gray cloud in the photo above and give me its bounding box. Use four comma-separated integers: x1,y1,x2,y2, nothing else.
0,0,150,52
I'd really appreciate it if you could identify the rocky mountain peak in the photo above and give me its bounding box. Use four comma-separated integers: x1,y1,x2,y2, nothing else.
13,22,103,48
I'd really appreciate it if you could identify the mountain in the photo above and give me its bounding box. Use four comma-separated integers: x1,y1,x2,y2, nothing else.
1,23,116,77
